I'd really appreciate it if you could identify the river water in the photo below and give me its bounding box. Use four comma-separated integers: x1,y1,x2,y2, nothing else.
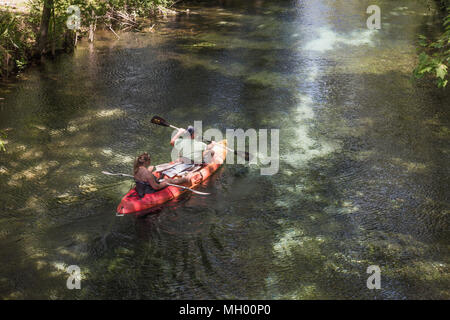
0,0,448,299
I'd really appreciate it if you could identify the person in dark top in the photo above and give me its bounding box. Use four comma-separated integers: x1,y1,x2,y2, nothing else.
133,152,189,197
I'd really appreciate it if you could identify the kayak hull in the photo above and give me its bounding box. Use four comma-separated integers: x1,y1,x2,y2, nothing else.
116,140,227,215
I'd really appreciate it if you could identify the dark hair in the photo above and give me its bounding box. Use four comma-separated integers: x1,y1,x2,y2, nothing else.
187,125,194,137
134,152,151,174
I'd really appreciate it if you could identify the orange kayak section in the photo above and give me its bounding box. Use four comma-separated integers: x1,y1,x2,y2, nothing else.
116,140,227,215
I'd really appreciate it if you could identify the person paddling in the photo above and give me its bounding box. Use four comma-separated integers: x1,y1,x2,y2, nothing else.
133,152,188,198
170,125,215,164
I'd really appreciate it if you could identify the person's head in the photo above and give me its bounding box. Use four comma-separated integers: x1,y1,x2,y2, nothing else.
134,152,151,174
186,125,195,139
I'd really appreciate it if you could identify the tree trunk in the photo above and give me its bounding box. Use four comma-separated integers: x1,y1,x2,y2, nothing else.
89,10,95,42
51,6,56,56
38,0,54,56
0,45,10,78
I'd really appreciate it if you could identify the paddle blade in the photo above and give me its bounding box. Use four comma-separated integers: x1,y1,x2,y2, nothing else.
194,191,211,196
151,115,170,127
190,190,211,196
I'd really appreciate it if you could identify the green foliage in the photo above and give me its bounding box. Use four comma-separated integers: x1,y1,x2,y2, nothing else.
107,0,172,15
26,0,175,38
0,0,175,77
30,0,174,27
0,130,6,152
0,10,36,76
414,4,450,88
27,0,96,51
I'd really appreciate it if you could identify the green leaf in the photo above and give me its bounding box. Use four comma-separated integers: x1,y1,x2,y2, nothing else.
419,66,433,74
444,17,450,26
431,41,443,49
436,64,448,79
418,52,430,64
418,39,428,47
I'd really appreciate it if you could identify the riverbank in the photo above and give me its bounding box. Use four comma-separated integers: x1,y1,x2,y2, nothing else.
414,0,449,87
2,1,449,89
0,0,183,78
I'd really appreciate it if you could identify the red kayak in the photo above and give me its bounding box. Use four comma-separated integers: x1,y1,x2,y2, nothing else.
116,140,227,215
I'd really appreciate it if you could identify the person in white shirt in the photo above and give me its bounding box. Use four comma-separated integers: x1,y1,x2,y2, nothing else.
170,125,215,164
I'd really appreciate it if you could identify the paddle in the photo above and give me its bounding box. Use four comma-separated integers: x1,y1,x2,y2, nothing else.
151,115,252,161
102,161,177,174
102,171,134,178
101,171,211,196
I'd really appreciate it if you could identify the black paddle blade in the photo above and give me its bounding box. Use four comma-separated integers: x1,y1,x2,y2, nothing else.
151,115,170,127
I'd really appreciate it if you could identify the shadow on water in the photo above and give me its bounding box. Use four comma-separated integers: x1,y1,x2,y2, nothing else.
0,0,449,299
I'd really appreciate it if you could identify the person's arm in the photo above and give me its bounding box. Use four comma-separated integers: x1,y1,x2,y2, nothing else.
206,141,215,150
170,128,187,146
167,175,189,185
145,170,168,190
150,174,189,186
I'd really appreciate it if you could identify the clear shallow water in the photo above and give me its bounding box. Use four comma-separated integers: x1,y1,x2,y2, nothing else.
0,0,449,299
